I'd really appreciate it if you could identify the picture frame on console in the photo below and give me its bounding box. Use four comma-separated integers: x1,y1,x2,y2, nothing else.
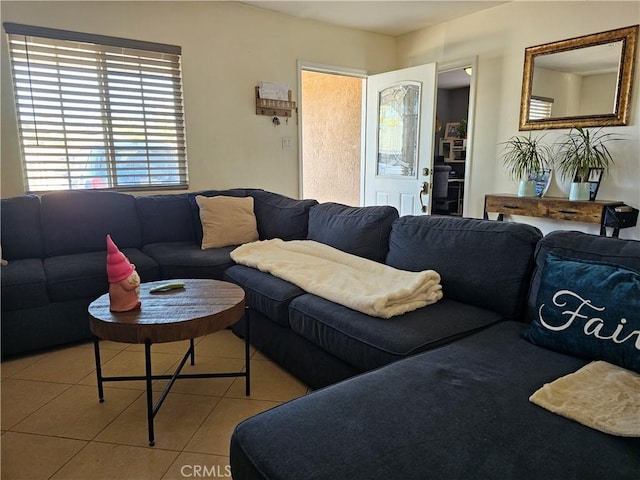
444,122,460,139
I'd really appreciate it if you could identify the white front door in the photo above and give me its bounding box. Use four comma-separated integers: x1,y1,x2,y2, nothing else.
363,64,437,215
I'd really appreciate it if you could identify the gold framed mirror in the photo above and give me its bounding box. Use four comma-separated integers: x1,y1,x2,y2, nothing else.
519,25,638,130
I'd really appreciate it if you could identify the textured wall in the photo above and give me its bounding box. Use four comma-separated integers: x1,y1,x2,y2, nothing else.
301,71,362,205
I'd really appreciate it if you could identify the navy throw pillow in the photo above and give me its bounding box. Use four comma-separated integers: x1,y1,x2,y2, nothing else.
522,253,640,373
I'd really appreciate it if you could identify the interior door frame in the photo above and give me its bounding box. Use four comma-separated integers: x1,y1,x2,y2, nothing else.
297,61,367,200
436,56,478,216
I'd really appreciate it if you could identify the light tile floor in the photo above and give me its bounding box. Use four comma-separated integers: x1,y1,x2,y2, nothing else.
1,330,309,479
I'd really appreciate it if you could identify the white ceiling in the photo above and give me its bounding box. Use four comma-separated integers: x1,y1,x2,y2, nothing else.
239,1,511,37
438,68,473,89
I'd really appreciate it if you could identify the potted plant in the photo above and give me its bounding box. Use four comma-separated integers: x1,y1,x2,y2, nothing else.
499,133,552,197
555,127,617,201
456,119,467,139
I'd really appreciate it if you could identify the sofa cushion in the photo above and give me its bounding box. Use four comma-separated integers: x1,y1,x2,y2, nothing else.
0,258,48,311
2,300,95,358
136,193,196,245
44,248,159,302
231,321,640,480
196,195,259,249
249,190,318,240
224,265,306,327
187,189,250,245
307,203,398,262
288,294,502,371
386,216,542,320
0,194,43,260
232,309,360,390
142,241,235,280
523,253,640,373
41,191,141,256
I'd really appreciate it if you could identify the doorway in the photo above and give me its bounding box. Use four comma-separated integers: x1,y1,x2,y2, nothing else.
432,65,473,216
299,60,474,214
299,65,365,205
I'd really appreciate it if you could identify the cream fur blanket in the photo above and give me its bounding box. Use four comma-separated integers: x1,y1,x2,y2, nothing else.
530,361,640,437
231,239,443,318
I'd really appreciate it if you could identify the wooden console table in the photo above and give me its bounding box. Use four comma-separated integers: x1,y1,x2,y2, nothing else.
484,194,638,237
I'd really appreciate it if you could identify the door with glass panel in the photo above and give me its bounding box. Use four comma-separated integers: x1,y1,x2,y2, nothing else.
363,64,437,215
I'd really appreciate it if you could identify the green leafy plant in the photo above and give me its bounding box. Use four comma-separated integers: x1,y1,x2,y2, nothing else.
456,119,467,139
500,133,552,181
555,126,617,183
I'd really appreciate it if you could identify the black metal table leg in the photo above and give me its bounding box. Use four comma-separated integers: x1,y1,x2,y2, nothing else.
95,331,249,447
189,338,195,366
245,311,251,396
144,339,155,447
93,337,104,403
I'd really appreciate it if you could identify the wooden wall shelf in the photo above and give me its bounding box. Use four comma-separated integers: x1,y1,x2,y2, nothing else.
255,87,295,117
484,194,638,237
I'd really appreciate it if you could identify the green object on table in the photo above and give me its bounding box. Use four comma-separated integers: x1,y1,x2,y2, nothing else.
149,282,186,293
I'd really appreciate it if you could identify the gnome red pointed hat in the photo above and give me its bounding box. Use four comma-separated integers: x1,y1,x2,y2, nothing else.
106,234,135,283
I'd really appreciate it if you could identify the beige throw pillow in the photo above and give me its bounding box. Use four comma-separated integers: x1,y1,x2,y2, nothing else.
196,195,259,249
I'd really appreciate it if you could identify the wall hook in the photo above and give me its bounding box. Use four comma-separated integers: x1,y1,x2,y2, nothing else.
272,116,281,126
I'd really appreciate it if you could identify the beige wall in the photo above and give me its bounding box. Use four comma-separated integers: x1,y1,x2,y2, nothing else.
397,1,640,239
301,71,362,206
0,1,395,199
580,73,618,115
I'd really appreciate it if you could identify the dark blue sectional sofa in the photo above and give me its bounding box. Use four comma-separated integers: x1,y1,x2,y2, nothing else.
2,188,638,479
230,229,640,480
225,209,543,389
0,188,317,357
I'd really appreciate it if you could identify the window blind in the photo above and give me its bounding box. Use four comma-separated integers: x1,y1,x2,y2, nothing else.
529,95,554,120
4,23,188,192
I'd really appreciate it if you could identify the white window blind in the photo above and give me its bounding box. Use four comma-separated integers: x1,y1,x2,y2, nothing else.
529,95,554,120
4,23,188,192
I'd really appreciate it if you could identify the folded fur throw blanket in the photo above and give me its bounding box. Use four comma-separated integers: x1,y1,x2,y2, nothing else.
530,361,640,437
231,239,443,318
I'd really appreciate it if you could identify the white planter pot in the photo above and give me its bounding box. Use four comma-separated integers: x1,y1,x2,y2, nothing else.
517,180,537,197
569,182,591,201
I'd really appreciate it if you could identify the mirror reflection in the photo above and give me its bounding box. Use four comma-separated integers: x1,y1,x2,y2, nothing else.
530,42,622,119
520,25,638,130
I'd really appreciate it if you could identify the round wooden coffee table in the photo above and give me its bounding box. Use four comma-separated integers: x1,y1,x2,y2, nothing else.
88,279,248,446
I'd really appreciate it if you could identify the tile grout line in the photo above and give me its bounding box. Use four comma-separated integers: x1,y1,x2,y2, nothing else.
2,333,308,480
5,381,75,432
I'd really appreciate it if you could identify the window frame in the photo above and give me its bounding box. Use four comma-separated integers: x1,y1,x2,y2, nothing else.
4,22,189,193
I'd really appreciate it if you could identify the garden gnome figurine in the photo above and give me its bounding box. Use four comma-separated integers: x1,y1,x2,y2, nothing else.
106,234,141,312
